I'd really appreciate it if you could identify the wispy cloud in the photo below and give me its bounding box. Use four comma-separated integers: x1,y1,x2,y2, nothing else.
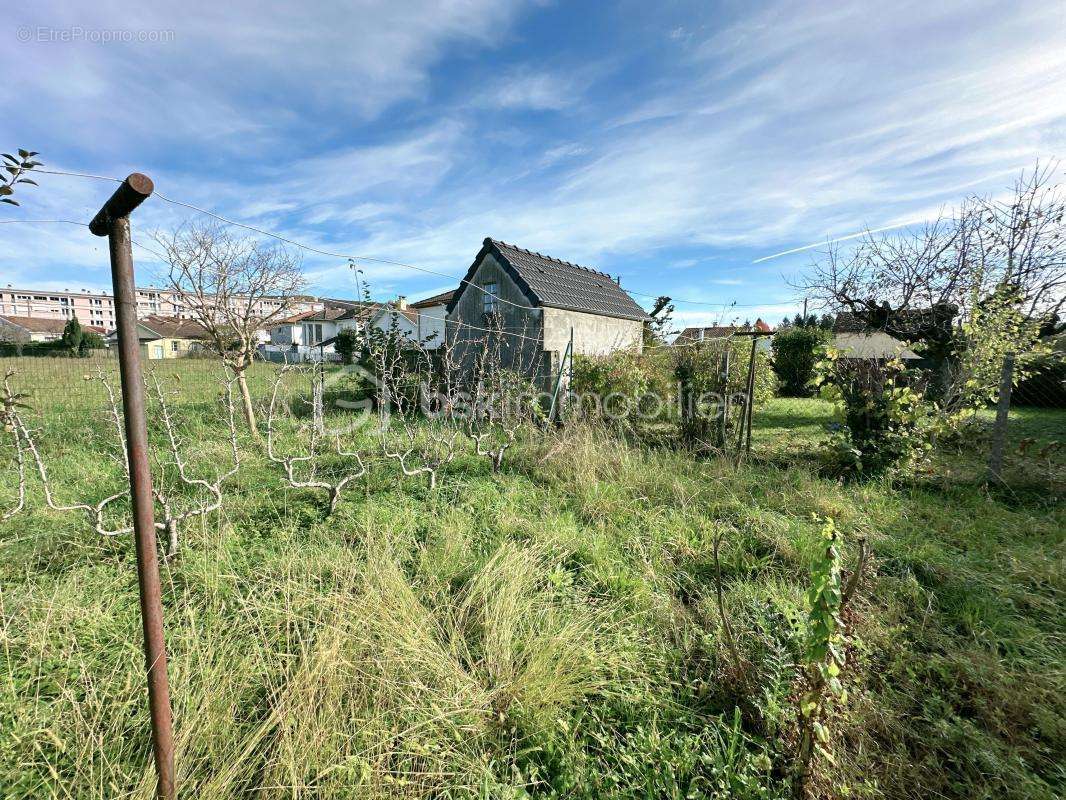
474,68,584,111
3,0,1066,312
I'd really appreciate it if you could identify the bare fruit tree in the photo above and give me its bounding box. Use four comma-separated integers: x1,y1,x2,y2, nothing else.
365,327,460,490
154,222,306,437
444,316,544,473
802,164,1066,401
804,164,1065,331
265,365,368,515
1,369,240,557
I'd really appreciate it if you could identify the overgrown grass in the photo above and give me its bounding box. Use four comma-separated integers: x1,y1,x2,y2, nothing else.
0,380,1063,798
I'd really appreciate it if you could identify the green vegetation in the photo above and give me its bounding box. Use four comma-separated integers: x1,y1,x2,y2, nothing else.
0,361,1063,799
771,326,831,397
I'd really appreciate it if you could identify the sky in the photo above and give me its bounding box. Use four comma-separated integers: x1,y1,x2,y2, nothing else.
2,0,1066,329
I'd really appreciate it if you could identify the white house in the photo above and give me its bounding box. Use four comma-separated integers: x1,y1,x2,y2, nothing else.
368,291,455,350
409,290,454,349
263,306,363,362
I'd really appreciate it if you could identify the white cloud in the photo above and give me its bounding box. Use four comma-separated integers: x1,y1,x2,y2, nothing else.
4,1,535,158
6,0,1066,305
473,68,583,111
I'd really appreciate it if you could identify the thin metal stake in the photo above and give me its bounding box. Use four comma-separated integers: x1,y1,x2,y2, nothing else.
744,338,758,455
90,173,176,800
567,326,574,417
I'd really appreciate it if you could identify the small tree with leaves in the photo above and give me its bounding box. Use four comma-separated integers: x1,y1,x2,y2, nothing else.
61,316,83,358
334,327,359,365
644,295,674,346
793,518,868,797
1,149,42,207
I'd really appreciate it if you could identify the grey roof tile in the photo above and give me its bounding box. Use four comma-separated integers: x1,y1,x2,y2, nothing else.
475,239,650,321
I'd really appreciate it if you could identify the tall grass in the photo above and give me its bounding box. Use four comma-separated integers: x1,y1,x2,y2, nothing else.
0,392,1062,798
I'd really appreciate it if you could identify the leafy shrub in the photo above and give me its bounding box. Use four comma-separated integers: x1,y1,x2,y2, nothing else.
78,331,105,355
816,350,932,476
61,316,83,357
771,327,830,396
333,327,359,365
571,349,669,426
672,341,776,451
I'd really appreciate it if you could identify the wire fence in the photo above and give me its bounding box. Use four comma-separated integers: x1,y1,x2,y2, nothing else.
0,351,312,429
985,348,1066,485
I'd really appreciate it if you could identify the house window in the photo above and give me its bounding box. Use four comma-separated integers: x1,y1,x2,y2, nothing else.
302,323,323,345
170,341,178,353
483,282,499,315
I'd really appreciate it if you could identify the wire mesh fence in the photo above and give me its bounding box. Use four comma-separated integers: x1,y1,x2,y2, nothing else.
985,347,1066,485
0,351,313,428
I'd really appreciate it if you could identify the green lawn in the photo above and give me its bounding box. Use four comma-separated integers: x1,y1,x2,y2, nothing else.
0,380,1062,799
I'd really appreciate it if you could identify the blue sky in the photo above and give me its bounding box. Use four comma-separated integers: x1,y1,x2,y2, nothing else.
3,0,1066,328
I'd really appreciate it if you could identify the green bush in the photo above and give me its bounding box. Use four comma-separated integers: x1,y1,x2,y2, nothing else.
334,328,359,365
672,341,776,452
79,331,105,356
816,351,932,477
771,327,830,396
571,350,664,424
61,316,83,357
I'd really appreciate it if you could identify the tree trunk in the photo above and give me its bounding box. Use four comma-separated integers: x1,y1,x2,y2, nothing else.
236,369,260,439
166,519,179,559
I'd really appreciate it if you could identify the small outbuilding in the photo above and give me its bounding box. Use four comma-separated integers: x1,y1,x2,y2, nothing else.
445,238,650,385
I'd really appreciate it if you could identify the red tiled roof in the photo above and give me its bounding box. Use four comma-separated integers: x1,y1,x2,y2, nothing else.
0,315,106,334
675,318,773,342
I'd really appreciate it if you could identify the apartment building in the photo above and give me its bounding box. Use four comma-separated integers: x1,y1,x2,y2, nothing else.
0,285,321,329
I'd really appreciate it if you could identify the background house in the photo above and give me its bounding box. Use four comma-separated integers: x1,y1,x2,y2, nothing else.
831,311,931,362
106,315,210,360
409,290,455,349
263,306,364,362
0,315,107,344
445,238,649,386
367,291,456,350
831,331,920,361
675,319,774,350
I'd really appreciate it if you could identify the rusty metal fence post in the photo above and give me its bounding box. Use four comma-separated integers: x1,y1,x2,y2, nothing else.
89,174,176,800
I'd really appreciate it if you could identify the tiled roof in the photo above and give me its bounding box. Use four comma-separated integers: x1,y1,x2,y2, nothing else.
371,303,420,325
675,318,773,342
832,332,920,360
0,315,106,334
276,306,357,325
448,238,651,322
410,290,456,308
833,305,957,337
137,315,211,340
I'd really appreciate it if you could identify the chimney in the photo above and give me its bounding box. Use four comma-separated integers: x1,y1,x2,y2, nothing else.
396,295,408,310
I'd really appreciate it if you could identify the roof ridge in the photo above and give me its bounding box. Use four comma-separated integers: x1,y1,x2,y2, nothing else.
488,237,613,279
